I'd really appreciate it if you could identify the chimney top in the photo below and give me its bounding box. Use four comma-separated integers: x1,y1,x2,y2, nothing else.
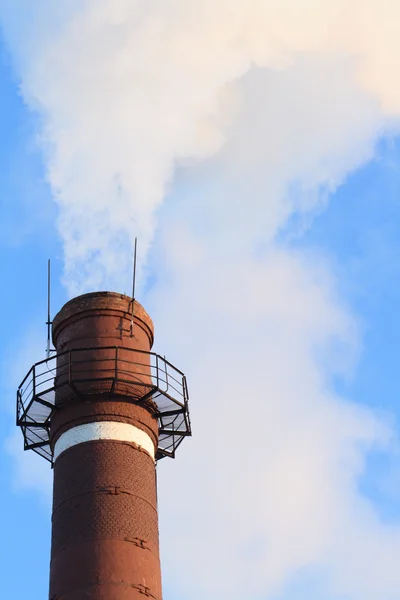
52,291,154,348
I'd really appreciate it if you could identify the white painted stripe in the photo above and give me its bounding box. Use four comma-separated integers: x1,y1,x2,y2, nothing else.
53,421,155,462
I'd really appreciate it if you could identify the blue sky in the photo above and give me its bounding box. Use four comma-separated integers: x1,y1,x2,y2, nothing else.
2,6,400,600
1,40,53,599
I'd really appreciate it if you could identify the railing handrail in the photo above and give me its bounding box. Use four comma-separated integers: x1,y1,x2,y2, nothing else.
21,345,186,378
17,346,189,412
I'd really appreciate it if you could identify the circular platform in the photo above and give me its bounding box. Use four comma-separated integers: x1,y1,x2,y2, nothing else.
16,346,191,462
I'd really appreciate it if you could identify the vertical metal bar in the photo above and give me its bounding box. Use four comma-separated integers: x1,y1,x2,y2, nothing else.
16,390,20,425
130,237,138,337
164,356,169,393
32,365,36,399
46,259,51,359
156,354,159,389
132,237,137,301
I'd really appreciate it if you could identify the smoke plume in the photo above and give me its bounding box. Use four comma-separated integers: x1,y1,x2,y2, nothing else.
2,1,400,599
1,0,399,290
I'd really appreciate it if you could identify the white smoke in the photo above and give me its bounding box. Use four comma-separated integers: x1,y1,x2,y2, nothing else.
2,1,400,599
1,0,399,291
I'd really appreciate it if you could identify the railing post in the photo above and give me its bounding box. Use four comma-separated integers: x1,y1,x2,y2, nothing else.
156,354,159,389
32,365,36,400
16,390,20,426
164,357,169,393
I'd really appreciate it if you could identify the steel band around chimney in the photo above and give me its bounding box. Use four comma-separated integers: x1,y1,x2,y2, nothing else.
53,421,155,462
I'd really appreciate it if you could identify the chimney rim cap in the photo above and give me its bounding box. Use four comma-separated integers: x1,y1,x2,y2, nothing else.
52,291,154,347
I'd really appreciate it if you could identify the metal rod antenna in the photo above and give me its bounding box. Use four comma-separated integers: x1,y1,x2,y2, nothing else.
130,238,138,336
46,259,51,358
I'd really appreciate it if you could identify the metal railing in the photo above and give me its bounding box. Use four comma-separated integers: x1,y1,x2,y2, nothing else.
17,346,191,462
